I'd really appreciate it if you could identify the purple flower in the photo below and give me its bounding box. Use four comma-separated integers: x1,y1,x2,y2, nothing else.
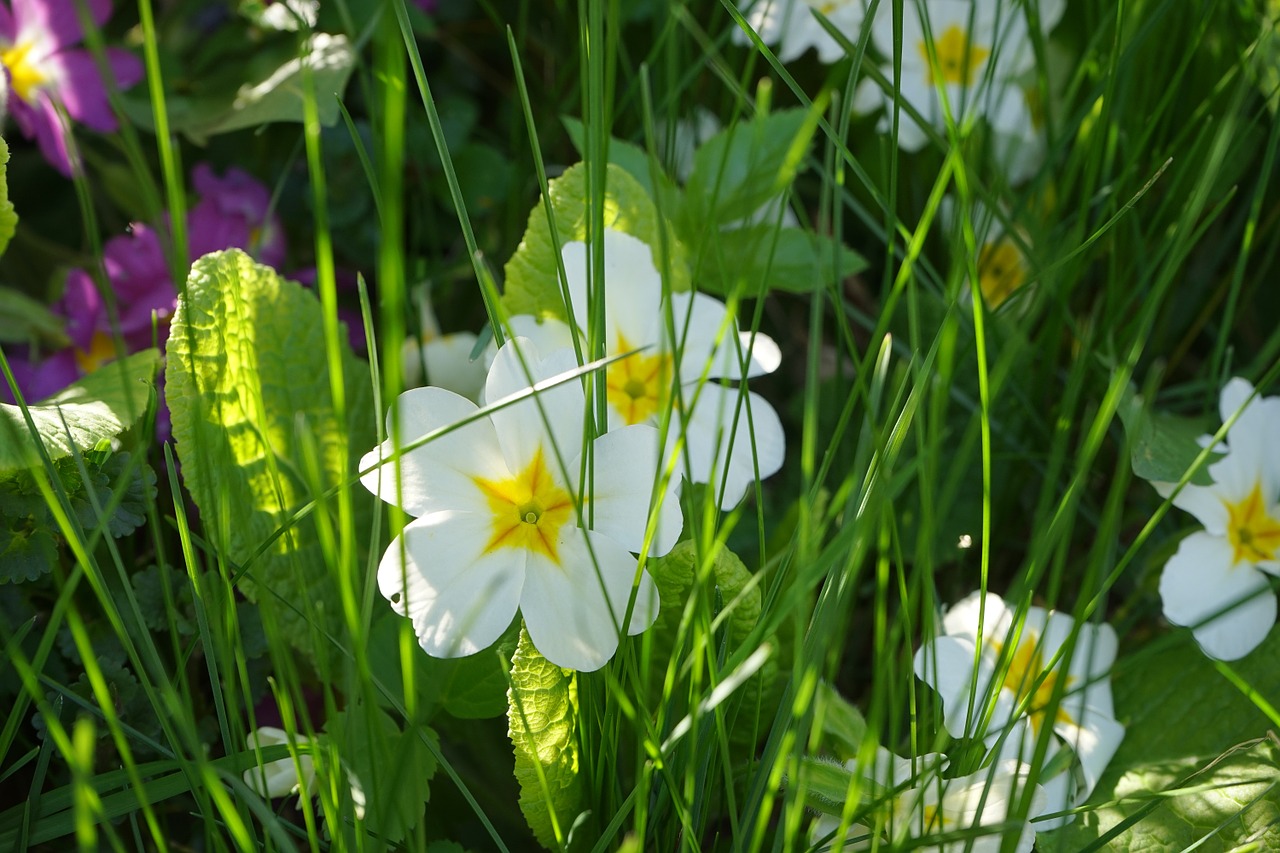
188,164,286,268
1,346,78,404
0,0,143,176
60,223,174,353
292,266,367,354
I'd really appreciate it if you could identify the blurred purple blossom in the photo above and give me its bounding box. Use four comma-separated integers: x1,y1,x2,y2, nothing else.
0,0,143,175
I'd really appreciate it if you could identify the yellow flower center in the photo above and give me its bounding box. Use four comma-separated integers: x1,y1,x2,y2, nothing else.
75,332,119,375
1,39,48,103
606,333,672,426
919,25,991,87
977,238,1026,308
473,447,575,563
1226,480,1280,565
995,632,1075,734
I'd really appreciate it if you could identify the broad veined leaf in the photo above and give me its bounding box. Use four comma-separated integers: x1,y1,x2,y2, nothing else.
0,137,16,257
507,626,584,850
1117,385,1219,486
502,161,690,320
166,249,373,668
561,116,683,211
684,108,819,229
695,225,867,297
146,33,356,144
647,540,781,750
0,349,159,474
1046,632,1280,851
327,703,437,843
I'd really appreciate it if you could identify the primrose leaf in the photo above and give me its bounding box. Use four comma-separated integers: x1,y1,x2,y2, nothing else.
684,108,818,229
561,116,683,211
174,33,356,144
0,137,16,257
0,349,159,475
1046,632,1280,851
329,703,436,843
507,625,584,850
501,161,689,321
1117,386,1219,486
166,249,373,670
696,225,867,296
647,540,781,750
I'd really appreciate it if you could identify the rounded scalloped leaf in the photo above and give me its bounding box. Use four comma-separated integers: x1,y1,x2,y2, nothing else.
507,625,584,850
501,162,689,321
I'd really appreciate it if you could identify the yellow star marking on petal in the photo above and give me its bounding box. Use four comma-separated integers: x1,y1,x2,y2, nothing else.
1,39,48,103
977,238,1026,308
918,25,991,87
75,332,119,375
1226,480,1280,565
606,332,672,426
994,632,1075,734
473,447,575,563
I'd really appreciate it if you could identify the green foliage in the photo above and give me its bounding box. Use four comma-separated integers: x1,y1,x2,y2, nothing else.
0,349,159,473
1049,633,1280,850
647,540,782,750
327,702,438,843
695,225,867,296
560,116,679,205
501,162,690,320
122,33,356,144
0,286,70,347
682,108,820,229
1118,385,1219,486
0,451,156,582
165,249,373,669
507,626,584,850
0,137,15,258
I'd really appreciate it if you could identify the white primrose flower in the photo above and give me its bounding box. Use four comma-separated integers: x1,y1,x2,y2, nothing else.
813,747,1048,852
858,0,1064,152
914,591,1125,829
940,196,1033,310
360,337,682,672
402,287,488,402
732,0,870,64
1152,377,1280,661
503,227,786,510
243,727,316,800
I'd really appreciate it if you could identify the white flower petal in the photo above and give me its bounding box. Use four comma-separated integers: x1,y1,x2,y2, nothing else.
915,634,1006,739
378,511,525,659
485,338,585,476
1057,712,1126,804
359,387,508,517
941,590,1014,643
1207,383,1280,502
675,384,785,509
575,425,683,556
520,528,658,671
1159,530,1277,660
666,292,782,382
739,330,782,377
562,229,663,349
1168,481,1229,535
243,727,315,799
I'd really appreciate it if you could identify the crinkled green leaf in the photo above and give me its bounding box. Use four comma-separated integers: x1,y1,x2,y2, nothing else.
561,116,682,210
0,137,15,257
502,162,689,320
1047,632,1280,851
1117,385,1218,486
328,703,437,843
796,755,859,815
647,540,781,750
684,108,818,228
507,625,583,850
166,249,373,669
131,565,195,636
814,681,869,762
696,225,868,296
0,520,57,583
0,349,159,474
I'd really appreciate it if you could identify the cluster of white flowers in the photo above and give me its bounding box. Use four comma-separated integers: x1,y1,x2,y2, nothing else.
1148,378,1280,661
362,227,785,671
735,0,1064,185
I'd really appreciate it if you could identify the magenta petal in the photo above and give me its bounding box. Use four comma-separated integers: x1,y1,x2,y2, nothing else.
26,92,78,176
2,348,81,404
45,50,117,131
12,0,112,50
59,268,104,349
0,5,15,40
106,46,143,89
